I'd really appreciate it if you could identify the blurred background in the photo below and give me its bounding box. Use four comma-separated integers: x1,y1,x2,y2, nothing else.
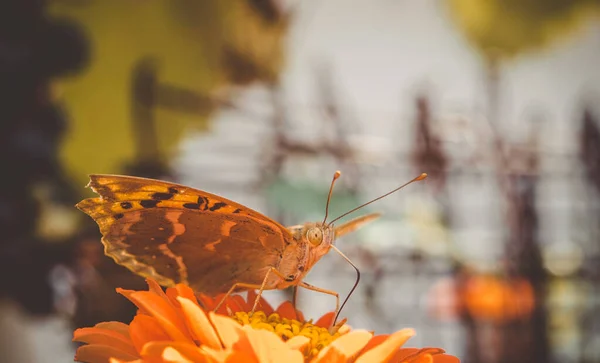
1,0,599,362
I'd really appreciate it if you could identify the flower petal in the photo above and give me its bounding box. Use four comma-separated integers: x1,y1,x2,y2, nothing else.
432,354,461,363
125,291,193,342
234,295,252,313
199,346,241,362
246,290,274,315
355,328,414,363
218,295,245,314
241,326,304,363
162,347,195,363
116,288,148,315
412,355,434,363
296,310,305,322
109,359,142,363
209,312,244,349
73,327,138,356
394,348,420,361
94,322,131,338
147,280,193,329
286,335,310,350
359,334,389,353
75,344,139,363
146,279,169,301
314,312,335,329
202,346,256,363
394,347,460,363
275,301,297,320
178,297,222,350
197,294,216,310
327,318,350,336
129,314,171,353
167,284,199,308
141,341,207,362
224,350,258,362
312,330,373,362
415,348,445,356
211,295,230,315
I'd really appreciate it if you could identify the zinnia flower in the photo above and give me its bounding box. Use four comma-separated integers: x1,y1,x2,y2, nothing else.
73,279,459,363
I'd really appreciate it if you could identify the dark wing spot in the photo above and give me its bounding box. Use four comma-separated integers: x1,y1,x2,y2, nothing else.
152,192,173,200
120,202,133,209
285,274,295,282
260,225,274,233
298,266,305,272
183,203,200,209
209,202,227,211
168,187,178,194
197,196,209,210
140,200,160,208
232,208,242,214
114,213,124,220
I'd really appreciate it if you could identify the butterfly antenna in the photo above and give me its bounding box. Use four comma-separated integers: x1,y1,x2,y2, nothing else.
331,245,360,324
327,173,427,227
323,171,342,225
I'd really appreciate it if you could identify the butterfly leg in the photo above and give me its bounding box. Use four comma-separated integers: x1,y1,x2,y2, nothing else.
214,282,263,313
292,285,298,310
298,281,339,318
251,267,290,312
214,267,283,313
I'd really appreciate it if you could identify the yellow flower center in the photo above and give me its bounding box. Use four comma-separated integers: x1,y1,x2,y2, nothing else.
232,311,341,358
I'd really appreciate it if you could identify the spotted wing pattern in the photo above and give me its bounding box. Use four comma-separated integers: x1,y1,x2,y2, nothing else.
77,175,293,294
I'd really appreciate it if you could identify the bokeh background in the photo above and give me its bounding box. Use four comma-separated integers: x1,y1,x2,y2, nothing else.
1,0,600,362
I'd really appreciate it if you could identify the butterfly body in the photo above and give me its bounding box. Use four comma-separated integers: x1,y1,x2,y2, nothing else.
77,175,375,298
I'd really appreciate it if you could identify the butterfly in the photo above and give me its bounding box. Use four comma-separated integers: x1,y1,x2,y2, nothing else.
77,171,427,318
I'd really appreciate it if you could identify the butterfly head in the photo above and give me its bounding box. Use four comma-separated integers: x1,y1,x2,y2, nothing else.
299,213,381,256
301,222,336,252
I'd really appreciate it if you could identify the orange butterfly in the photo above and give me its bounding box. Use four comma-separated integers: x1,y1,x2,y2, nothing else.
77,171,426,317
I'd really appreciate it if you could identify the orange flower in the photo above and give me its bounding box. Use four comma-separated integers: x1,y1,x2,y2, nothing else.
393,348,460,362
463,275,535,323
73,279,459,363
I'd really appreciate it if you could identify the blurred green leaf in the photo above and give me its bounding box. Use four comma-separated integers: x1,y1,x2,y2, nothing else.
264,178,367,223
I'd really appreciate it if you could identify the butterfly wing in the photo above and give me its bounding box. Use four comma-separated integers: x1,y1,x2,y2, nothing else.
77,175,293,295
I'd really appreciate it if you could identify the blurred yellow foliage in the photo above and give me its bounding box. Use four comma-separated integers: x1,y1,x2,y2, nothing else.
49,0,288,187
445,0,600,59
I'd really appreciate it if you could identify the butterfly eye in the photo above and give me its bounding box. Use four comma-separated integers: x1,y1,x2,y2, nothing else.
306,228,323,246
